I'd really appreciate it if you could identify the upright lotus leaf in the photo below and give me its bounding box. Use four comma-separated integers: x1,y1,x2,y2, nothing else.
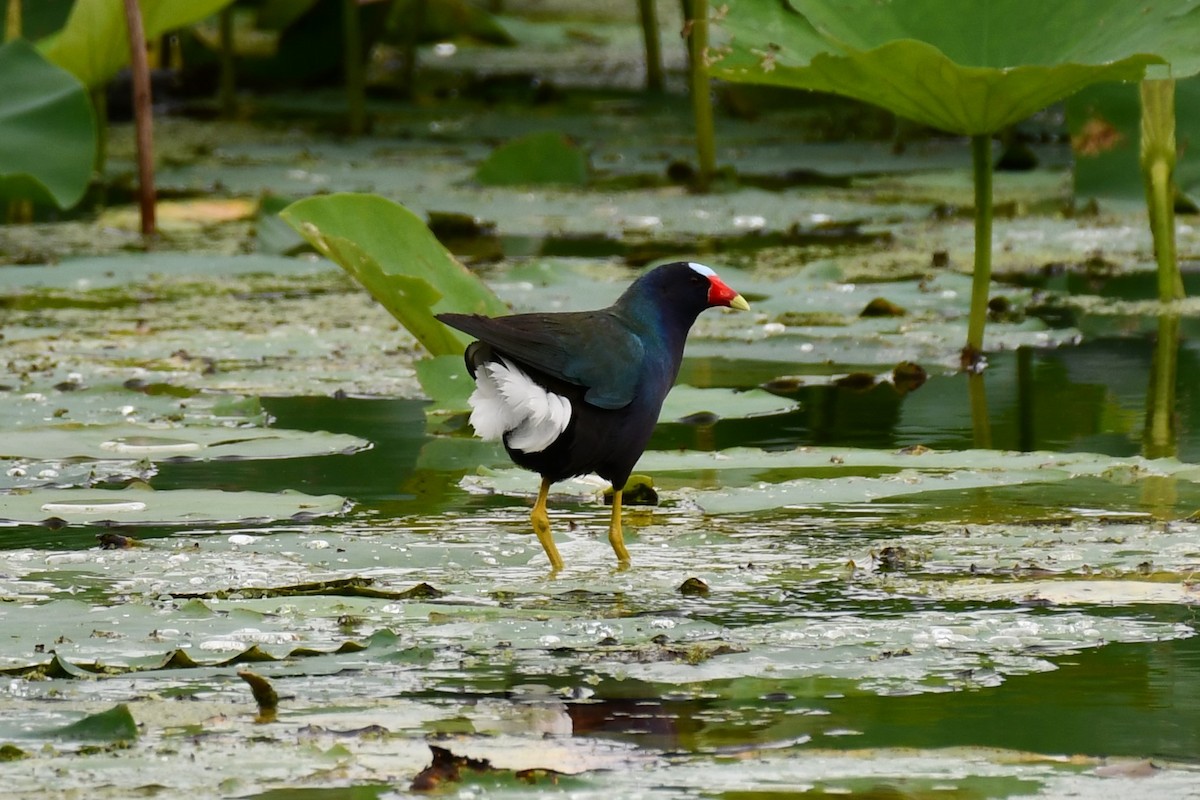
711,0,1200,366
280,193,509,356
0,39,96,208
712,0,1191,135
39,0,237,88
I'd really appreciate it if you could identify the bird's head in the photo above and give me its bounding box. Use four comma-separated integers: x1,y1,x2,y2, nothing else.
684,261,751,312
615,261,749,340
622,261,749,317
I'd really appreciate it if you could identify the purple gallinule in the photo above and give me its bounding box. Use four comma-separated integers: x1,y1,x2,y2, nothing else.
438,261,749,569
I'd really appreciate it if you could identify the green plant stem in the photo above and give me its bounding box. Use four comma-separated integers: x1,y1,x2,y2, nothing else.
1140,78,1183,303
4,0,19,41
122,0,156,238
638,0,663,92
968,373,992,449
92,87,108,176
218,6,236,118
4,2,28,225
684,0,715,190
398,0,426,100
343,0,366,136
963,133,993,370
1015,346,1033,452
1144,312,1180,459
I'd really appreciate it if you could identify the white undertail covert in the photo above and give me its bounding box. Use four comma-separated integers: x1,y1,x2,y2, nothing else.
467,357,572,453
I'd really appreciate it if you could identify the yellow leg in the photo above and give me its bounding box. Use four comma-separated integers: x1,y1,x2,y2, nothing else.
531,477,564,571
608,488,631,566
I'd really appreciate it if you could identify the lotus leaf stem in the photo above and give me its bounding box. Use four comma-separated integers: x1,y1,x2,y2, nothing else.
1140,78,1183,303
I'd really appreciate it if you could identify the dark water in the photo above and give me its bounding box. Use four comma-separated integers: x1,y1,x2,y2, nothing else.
555,629,1200,762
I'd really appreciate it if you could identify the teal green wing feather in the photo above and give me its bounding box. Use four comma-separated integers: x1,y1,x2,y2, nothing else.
437,311,644,409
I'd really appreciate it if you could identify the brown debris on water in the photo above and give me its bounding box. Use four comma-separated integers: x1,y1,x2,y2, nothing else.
411,744,563,792
859,297,906,317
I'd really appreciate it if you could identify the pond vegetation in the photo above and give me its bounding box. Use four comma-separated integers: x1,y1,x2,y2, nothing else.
2,1,1200,797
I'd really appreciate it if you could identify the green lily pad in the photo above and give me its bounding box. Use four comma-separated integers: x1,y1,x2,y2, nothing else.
661,386,799,421
683,468,1068,514
0,252,337,293
0,424,368,462
0,381,269,432
462,444,1199,516
0,486,347,525
0,459,154,491
634,444,1188,477
475,131,589,187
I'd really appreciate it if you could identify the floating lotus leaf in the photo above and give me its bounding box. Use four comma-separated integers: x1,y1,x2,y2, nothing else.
634,445,1189,477
0,252,336,293
463,445,1196,510
0,382,268,431
684,468,1069,514
661,386,799,421
0,458,154,491
0,486,348,526
0,424,368,462
475,131,589,187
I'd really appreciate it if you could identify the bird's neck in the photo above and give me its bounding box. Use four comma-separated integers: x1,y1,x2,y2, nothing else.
613,295,696,365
